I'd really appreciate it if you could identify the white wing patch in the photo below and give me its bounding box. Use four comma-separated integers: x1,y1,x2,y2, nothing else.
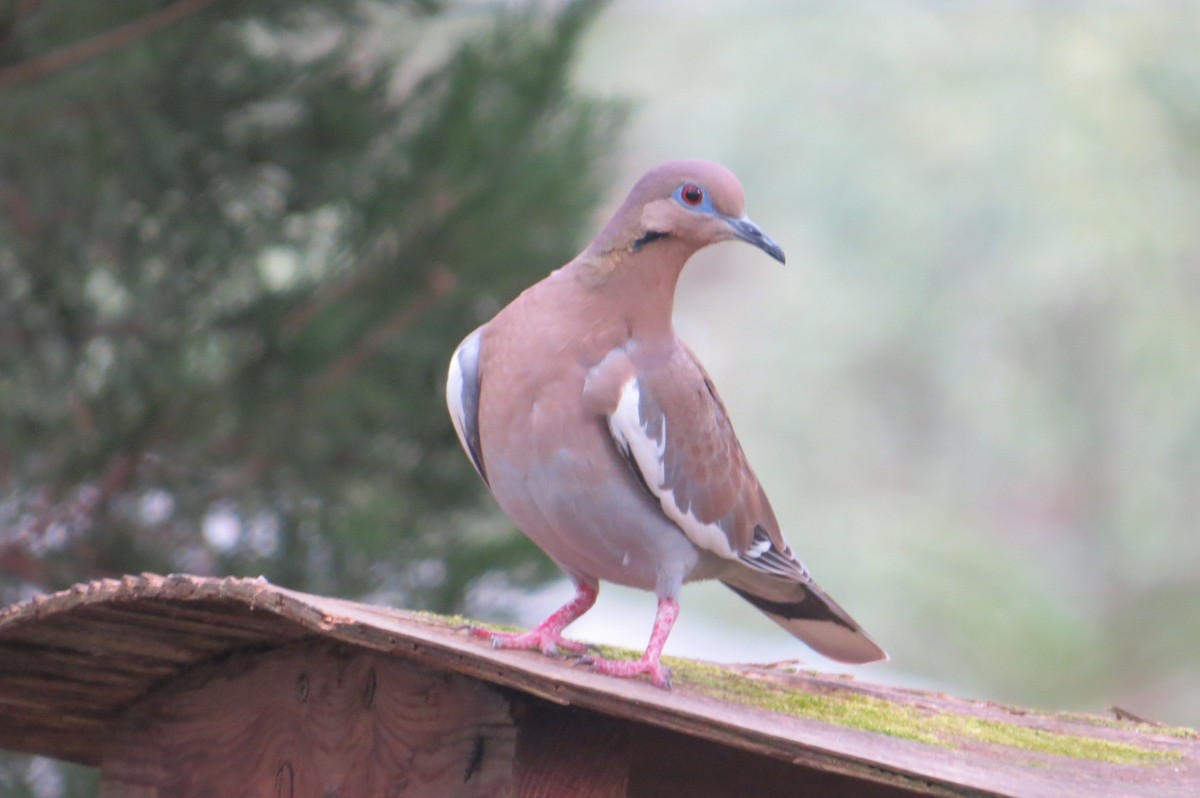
446,327,486,482
446,345,468,439
739,524,808,579
608,377,736,560
745,534,772,558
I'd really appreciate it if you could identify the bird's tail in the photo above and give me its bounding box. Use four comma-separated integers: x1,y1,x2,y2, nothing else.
721,573,887,664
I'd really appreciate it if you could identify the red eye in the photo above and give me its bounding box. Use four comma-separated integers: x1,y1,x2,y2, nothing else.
681,184,704,206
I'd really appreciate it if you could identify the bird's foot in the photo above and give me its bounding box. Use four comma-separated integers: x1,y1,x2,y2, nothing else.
466,625,591,657
462,581,600,657
579,653,672,689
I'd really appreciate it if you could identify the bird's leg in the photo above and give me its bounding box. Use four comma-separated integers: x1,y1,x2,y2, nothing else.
468,581,597,656
583,595,679,689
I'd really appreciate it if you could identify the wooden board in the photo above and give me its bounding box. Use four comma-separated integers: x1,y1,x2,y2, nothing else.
0,574,1196,797
102,640,515,797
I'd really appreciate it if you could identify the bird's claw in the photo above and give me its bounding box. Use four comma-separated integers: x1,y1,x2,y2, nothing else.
462,624,589,657
576,654,673,689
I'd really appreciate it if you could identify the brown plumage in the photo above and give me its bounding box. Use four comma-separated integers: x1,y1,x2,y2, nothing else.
447,159,885,687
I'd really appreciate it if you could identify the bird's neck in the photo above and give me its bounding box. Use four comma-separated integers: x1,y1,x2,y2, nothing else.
567,236,696,340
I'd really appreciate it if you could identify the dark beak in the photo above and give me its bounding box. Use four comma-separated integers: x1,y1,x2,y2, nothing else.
726,215,786,264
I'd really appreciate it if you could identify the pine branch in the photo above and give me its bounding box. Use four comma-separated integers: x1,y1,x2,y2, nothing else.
307,265,458,396
0,0,219,90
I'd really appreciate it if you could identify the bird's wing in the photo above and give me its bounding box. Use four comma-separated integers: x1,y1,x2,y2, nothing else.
446,326,488,486
593,342,801,576
591,342,887,664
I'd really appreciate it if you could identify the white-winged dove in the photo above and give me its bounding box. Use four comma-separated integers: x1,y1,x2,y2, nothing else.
447,159,886,687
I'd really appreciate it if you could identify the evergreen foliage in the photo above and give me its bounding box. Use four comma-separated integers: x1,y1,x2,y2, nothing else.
0,0,621,615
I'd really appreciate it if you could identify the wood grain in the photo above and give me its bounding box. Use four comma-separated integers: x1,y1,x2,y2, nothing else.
512,701,630,798
101,640,515,798
2,574,1196,798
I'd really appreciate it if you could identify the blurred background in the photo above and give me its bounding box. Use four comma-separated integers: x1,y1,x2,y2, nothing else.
2,0,1199,792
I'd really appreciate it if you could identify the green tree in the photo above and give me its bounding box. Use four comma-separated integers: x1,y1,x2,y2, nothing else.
1,1,620,791
0,0,620,612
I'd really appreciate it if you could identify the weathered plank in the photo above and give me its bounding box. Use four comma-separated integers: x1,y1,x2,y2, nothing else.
0,574,1195,797
102,640,515,798
513,704,630,798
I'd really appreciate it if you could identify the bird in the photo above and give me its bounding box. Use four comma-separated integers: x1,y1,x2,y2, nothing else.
446,159,886,687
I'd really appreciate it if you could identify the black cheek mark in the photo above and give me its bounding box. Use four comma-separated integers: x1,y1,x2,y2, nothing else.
632,230,669,252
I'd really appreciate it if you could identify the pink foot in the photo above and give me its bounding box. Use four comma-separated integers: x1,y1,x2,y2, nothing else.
582,595,680,690
465,581,598,657
467,625,590,656
583,653,673,688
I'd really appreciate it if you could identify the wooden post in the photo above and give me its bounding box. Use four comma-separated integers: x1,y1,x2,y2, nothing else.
100,640,516,797
3,576,1194,798
512,702,630,798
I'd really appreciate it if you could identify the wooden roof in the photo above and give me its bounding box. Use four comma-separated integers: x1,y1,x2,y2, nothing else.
0,573,1195,797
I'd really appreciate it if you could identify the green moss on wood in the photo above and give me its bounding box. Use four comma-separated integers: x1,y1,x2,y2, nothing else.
428,618,1189,765
1053,710,1199,739
661,656,1182,766
414,611,523,634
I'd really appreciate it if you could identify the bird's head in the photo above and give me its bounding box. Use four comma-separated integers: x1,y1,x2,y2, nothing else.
619,159,785,265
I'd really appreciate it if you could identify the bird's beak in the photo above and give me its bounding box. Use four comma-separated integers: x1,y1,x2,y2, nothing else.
726,215,786,264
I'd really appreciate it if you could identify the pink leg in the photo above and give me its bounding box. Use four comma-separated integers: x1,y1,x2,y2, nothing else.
585,596,679,689
468,581,598,656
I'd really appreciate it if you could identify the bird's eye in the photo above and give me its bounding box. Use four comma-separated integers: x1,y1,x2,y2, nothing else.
680,184,704,206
